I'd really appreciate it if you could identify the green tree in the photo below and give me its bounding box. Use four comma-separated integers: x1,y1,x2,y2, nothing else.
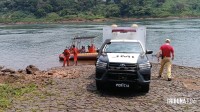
105,4,120,17
35,8,47,18
1,0,200,23
42,4,53,13
59,9,77,16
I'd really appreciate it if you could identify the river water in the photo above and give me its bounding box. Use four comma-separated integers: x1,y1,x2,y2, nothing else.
0,19,200,70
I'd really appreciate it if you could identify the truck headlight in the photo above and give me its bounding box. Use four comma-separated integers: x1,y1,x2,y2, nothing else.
139,62,151,69
96,60,107,68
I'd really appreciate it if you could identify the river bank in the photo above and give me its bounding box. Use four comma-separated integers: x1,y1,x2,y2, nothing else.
1,63,200,80
1,16,200,25
0,63,199,111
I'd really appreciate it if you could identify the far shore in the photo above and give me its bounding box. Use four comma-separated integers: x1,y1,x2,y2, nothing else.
1,16,200,25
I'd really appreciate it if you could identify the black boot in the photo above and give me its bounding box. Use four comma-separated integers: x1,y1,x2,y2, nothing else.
157,75,161,78
168,78,172,81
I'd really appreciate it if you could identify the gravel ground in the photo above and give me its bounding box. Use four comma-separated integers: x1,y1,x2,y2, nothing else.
5,63,200,112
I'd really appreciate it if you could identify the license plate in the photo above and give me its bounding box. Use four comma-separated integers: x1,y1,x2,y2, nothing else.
116,83,130,88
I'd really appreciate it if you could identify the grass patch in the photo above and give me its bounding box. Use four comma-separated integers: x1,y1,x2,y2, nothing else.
0,83,37,111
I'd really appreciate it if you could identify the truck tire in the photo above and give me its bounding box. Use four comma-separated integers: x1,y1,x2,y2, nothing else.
140,84,150,93
96,80,104,91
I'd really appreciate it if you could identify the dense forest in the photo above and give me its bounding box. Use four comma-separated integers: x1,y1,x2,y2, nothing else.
0,0,200,23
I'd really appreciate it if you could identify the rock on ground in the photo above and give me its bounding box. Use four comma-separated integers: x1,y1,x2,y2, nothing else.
26,65,40,74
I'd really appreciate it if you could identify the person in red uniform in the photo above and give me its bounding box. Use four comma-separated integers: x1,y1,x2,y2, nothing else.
72,45,78,66
157,39,174,81
63,47,71,67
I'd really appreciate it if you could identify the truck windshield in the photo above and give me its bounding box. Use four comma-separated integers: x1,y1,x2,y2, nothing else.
104,42,143,53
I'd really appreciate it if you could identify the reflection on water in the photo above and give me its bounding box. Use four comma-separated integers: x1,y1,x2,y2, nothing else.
0,19,200,70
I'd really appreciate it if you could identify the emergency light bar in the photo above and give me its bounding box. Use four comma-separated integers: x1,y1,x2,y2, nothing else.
112,29,136,33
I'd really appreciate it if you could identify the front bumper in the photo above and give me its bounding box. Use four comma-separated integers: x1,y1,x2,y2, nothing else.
95,67,151,85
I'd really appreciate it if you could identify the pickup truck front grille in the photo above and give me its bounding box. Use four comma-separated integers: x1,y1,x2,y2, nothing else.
108,63,137,70
107,73,138,81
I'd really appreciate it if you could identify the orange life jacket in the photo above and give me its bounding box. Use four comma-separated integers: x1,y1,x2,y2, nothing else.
64,49,70,57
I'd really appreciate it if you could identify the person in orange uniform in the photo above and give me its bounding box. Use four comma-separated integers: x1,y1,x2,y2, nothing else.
88,45,91,53
88,44,96,53
72,45,78,66
63,47,70,67
90,44,96,53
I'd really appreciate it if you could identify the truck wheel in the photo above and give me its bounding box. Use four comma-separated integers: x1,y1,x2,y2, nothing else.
96,80,104,91
140,84,150,93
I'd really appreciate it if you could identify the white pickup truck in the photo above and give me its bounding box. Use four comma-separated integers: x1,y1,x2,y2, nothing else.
95,24,153,93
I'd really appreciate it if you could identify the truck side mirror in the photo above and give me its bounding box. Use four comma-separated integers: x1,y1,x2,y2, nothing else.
146,50,153,54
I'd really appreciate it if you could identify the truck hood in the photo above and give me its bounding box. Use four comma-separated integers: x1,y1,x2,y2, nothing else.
107,53,140,63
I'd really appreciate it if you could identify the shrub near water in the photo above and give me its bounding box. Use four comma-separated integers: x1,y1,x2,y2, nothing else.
0,83,36,110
